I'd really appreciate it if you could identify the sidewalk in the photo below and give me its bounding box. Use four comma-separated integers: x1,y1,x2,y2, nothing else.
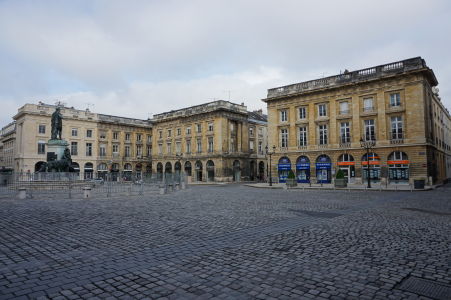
244,182,437,191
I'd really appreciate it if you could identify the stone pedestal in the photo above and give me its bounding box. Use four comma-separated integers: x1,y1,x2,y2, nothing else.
47,139,69,160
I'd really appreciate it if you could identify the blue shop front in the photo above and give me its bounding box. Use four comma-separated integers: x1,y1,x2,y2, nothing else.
315,155,331,183
278,157,291,183
296,156,310,183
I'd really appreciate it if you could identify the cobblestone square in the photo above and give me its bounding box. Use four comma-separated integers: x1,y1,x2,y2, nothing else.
0,184,450,299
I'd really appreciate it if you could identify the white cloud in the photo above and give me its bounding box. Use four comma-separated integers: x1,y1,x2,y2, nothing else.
0,0,450,125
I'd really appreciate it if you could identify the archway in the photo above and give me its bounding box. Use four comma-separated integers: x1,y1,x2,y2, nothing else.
361,152,381,183
277,157,291,183
111,163,120,181
144,164,152,181
84,162,93,179
315,155,331,183
233,160,241,182
174,161,181,181
35,161,46,172
206,160,215,182
249,160,256,181
165,162,172,181
123,163,132,181
388,151,409,183
71,162,80,179
97,163,108,180
136,163,142,180
296,156,310,183
258,161,265,181
157,162,163,180
184,161,192,177
337,154,355,183
195,161,203,182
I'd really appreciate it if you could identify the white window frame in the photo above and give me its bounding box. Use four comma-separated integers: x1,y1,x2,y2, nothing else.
280,128,288,148
318,104,327,117
298,127,307,146
280,110,288,122
318,124,328,145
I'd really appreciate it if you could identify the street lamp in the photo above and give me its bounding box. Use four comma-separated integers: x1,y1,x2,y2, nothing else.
265,145,276,186
360,138,376,188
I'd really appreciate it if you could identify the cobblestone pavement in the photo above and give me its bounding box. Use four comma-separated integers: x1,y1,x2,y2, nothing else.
0,184,450,300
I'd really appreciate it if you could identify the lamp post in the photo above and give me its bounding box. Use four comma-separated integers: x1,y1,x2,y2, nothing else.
360,138,376,188
265,145,276,186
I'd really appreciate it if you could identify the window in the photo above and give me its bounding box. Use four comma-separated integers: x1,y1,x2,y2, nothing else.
196,124,202,133
166,143,171,154
280,128,288,148
72,128,78,137
147,135,152,143
249,127,254,137
99,144,106,157
125,133,130,141
364,119,376,141
363,97,374,112
167,129,171,137
258,141,263,154
146,145,152,156
86,129,92,138
137,134,142,141
318,125,328,144
158,144,162,155
197,139,202,153
391,116,403,139
38,125,46,134
125,145,130,157
298,127,307,146
177,128,181,136
340,122,351,143
136,145,142,156
390,93,401,107
339,102,349,114
71,142,78,156
208,123,214,132
280,110,288,122
250,141,254,151
259,127,263,135
112,144,119,154
38,142,45,154
86,143,92,156
176,142,181,154
99,132,106,139
186,127,191,135
318,104,327,117
158,131,162,139
208,137,214,152
113,132,119,140
299,107,307,119
186,140,191,154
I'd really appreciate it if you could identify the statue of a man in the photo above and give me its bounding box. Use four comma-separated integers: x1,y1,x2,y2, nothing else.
51,107,63,140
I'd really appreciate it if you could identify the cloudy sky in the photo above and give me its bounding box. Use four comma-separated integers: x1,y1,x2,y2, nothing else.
0,0,450,125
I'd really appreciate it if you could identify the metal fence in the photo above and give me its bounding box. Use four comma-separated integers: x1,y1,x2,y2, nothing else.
0,172,186,199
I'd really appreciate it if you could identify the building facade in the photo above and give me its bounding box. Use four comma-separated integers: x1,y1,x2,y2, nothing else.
9,103,152,178
0,122,17,171
151,100,267,182
263,57,451,185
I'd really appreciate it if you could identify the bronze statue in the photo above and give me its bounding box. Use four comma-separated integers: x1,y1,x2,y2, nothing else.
51,107,63,140
38,147,74,172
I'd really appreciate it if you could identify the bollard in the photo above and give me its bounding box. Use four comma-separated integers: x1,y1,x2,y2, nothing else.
83,186,91,199
139,183,143,195
127,185,132,196
18,187,27,199
159,185,166,195
175,183,180,191
181,181,186,190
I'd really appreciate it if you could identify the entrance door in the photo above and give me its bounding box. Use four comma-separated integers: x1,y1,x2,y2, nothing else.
341,168,349,182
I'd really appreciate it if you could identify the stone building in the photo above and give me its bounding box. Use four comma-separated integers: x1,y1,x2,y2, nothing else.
9,102,152,178
263,57,451,185
151,100,267,182
0,121,17,171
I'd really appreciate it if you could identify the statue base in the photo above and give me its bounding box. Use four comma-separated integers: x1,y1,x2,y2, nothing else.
47,139,69,161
